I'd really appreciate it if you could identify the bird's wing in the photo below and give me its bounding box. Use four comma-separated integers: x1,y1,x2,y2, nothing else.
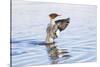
55,18,70,31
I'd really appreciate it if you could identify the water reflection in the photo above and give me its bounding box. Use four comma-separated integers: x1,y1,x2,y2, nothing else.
45,42,71,64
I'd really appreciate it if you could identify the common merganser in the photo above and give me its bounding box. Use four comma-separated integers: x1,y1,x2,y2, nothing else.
45,13,70,43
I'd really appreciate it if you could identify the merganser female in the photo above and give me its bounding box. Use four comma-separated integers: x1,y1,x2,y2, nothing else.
45,13,70,43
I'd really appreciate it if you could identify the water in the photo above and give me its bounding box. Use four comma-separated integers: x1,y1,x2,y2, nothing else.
11,0,97,67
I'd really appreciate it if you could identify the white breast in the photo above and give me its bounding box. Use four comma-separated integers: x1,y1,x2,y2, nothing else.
56,29,60,37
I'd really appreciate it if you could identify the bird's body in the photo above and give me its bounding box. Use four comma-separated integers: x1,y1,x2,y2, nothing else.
46,19,58,43
45,13,70,44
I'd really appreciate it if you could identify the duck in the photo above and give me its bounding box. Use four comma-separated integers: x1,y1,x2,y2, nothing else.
45,13,70,44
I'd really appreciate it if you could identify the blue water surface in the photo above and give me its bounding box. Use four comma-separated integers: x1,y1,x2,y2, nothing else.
11,0,97,67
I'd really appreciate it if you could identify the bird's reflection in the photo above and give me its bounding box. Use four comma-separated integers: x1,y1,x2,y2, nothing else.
45,42,70,64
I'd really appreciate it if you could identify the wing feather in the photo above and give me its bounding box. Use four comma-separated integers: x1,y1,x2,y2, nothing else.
55,18,70,31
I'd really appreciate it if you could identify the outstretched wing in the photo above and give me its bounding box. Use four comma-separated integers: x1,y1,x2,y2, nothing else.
55,18,70,31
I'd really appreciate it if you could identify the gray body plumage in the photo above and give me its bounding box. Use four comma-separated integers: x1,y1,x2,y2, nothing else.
46,18,70,43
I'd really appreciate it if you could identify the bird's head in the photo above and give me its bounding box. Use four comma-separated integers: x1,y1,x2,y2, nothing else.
49,13,61,19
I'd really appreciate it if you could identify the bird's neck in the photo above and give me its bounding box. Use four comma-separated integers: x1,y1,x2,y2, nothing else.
50,19,55,25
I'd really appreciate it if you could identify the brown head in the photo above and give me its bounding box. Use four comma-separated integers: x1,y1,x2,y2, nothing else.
49,13,61,19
